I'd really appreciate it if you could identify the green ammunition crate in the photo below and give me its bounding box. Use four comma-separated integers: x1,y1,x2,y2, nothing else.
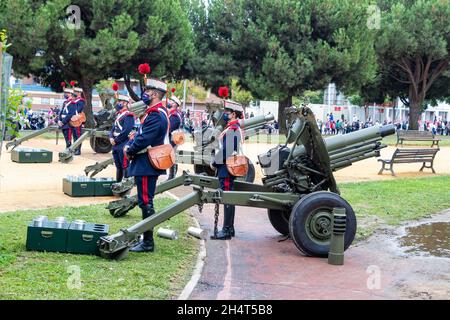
63,177,96,197
26,221,69,253
94,178,116,196
66,223,109,255
11,148,53,163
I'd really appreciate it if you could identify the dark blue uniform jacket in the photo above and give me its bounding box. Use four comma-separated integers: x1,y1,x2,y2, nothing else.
127,103,169,177
109,110,135,151
212,121,242,178
59,100,77,129
169,109,182,147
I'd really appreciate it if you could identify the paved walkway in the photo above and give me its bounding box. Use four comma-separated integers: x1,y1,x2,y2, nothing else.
171,187,450,300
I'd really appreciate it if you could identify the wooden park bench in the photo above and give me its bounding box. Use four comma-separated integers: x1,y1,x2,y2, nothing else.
396,130,440,147
378,148,440,176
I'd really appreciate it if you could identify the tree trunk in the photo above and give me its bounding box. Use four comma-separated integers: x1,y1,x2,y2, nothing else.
278,95,292,135
408,83,424,131
80,80,95,128
408,99,421,130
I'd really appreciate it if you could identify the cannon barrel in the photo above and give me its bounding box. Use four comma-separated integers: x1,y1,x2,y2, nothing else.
292,124,395,159
240,114,274,128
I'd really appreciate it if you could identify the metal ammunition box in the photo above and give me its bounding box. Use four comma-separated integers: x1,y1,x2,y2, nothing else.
63,177,96,197
94,178,116,196
11,148,53,163
26,220,69,253
66,222,109,255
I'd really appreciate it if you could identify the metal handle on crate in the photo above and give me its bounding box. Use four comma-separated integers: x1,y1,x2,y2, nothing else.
82,234,94,242
80,184,87,188
41,231,53,238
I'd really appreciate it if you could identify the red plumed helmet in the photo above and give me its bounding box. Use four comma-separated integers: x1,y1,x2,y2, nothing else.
112,82,119,91
70,81,76,87
61,82,66,88
218,86,229,98
171,87,176,93
138,63,151,75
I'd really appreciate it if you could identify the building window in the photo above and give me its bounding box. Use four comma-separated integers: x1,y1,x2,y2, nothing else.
41,98,50,105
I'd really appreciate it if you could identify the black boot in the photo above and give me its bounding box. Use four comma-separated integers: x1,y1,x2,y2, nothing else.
230,206,235,237
211,204,234,240
130,205,155,252
116,168,124,183
210,226,233,240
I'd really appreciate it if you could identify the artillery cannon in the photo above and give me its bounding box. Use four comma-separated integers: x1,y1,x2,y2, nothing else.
58,101,149,163
98,106,396,260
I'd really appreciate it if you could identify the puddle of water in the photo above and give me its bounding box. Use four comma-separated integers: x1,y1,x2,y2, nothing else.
399,222,450,258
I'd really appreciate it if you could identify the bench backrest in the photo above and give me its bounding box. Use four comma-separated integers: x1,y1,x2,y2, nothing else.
391,148,439,162
397,130,434,138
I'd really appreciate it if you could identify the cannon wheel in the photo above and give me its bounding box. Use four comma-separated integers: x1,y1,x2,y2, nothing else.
289,191,357,257
90,136,112,153
267,209,291,236
194,157,255,183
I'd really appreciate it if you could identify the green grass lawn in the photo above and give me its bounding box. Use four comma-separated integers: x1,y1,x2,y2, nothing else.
0,197,198,300
340,175,450,240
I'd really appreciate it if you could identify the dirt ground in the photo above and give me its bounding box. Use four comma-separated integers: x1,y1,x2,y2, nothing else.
0,137,449,212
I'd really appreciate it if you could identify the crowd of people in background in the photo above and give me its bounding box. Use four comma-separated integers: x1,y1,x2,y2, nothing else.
316,113,450,136
11,106,61,131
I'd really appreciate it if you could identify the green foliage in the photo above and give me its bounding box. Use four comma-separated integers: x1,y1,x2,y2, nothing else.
0,28,12,52
231,79,253,107
293,90,323,106
0,198,198,299
370,0,450,127
5,88,25,135
0,0,193,126
188,0,378,132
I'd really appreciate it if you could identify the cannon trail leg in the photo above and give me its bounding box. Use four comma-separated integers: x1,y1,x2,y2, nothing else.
6,126,58,150
84,157,115,177
99,190,203,260
59,130,91,163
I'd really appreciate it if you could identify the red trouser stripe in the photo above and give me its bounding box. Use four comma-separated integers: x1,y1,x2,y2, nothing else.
122,155,128,169
78,127,81,136
142,176,149,205
224,177,230,191
68,128,72,140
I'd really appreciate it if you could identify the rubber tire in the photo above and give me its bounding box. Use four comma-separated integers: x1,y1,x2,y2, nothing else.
90,136,112,153
244,158,255,183
268,209,291,236
289,191,357,257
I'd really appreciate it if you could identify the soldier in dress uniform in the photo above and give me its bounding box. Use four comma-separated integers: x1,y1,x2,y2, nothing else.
124,78,169,253
167,95,183,180
58,88,77,148
210,101,244,240
109,94,135,182
72,87,85,155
